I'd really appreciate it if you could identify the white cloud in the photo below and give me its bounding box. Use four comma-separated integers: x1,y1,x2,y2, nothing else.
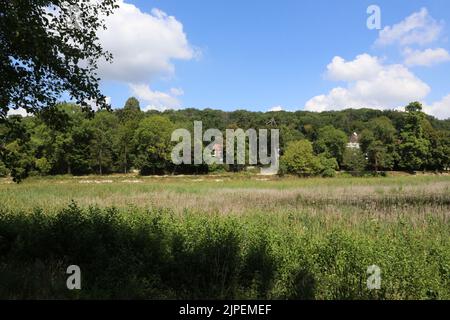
326,54,383,81
424,94,450,120
376,8,444,47
130,83,183,112
97,1,196,83
94,1,196,110
7,108,29,117
306,9,449,117
403,47,450,66
305,54,430,112
268,105,283,112
84,96,112,111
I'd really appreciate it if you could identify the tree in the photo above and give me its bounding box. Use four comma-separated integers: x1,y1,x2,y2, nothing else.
0,0,118,118
317,154,339,177
0,116,34,182
314,126,348,166
398,102,430,171
280,140,321,176
423,121,450,171
3,140,35,182
114,121,137,174
118,97,142,122
359,129,375,154
366,141,394,171
37,103,93,175
342,148,367,173
134,116,175,175
124,97,141,112
359,117,397,171
89,111,117,175
0,160,9,177
2,103,450,181
114,97,142,173
368,116,396,144
279,124,304,153
35,157,51,175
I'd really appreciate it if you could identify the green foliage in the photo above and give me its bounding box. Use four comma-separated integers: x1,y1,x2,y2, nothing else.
89,111,118,174
2,100,450,182
35,157,51,175
279,124,304,152
398,135,430,171
281,140,321,176
124,97,141,113
369,141,395,171
342,148,367,173
114,122,137,174
398,103,430,171
360,123,396,171
318,154,339,177
369,116,396,144
0,116,34,182
0,203,448,299
0,1,118,117
134,116,176,175
314,126,348,166
0,160,9,177
423,122,450,171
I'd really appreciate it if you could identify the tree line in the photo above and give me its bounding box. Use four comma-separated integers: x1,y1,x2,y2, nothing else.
1,99,449,182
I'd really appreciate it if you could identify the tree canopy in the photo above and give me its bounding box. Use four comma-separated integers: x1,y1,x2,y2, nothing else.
1,101,450,182
0,0,119,119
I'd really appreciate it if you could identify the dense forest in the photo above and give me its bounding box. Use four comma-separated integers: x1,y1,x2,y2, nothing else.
1,98,449,182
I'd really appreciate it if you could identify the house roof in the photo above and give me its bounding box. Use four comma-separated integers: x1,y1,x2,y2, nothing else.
349,132,359,143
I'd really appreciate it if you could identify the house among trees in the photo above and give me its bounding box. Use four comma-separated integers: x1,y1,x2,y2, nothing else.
211,143,224,162
346,132,360,149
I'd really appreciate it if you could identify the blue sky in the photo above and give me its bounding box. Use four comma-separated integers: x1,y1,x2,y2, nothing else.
97,0,450,119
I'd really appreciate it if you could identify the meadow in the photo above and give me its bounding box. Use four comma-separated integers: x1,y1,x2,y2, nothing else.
0,174,449,299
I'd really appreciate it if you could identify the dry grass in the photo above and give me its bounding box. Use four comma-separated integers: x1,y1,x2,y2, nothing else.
1,174,449,299
1,174,449,225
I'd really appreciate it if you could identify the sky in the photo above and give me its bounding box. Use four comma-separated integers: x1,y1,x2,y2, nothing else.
91,0,450,119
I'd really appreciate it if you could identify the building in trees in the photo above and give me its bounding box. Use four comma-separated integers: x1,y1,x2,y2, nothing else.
346,132,360,149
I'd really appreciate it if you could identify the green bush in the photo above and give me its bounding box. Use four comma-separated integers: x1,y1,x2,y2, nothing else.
281,140,321,176
0,204,448,299
35,158,52,176
0,161,9,177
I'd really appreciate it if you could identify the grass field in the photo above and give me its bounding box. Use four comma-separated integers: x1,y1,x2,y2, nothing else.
0,174,449,299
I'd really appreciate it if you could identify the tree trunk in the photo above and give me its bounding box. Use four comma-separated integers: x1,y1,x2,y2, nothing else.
99,150,103,175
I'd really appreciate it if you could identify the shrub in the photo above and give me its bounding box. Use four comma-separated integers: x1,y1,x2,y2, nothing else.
281,140,321,176
0,204,448,299
35,158,52,176
342,148,367,173
0,161,9,177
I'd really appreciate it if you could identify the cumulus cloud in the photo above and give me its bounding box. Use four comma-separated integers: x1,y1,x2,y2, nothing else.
84,96,112,111
424,95,450,120
97,1,196,83
305,54,430,112
130,84,183,112
375,8,444,47
7,108,29,117
268,105,283,112
92,1,197,110
326,54,383,81
403,47,450,66
305,9,449,117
